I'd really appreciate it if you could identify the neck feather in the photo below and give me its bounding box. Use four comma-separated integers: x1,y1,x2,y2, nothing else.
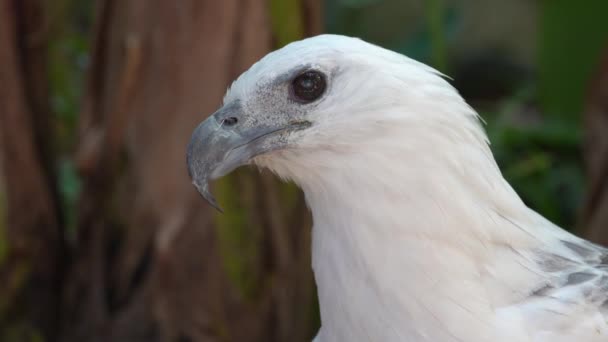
259,120,554,340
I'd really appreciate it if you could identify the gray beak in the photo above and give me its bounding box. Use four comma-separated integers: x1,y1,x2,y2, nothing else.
186,101,310,211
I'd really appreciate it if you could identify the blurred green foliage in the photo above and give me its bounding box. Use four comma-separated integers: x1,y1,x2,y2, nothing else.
48,0,91,237
0,324,44,342
214,173,263,300
426,0,447,72
539,0,608,121
49,1,91,149
485,88,584,226
270,0,305,47
325,0,459,66
57,159,81,238
530,0,608,226
0,258,36,342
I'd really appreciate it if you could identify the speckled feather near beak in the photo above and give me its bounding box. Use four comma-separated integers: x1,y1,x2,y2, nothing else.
186,101,310,212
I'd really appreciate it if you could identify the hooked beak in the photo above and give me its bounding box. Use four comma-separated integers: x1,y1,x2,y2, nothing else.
186,102,310,211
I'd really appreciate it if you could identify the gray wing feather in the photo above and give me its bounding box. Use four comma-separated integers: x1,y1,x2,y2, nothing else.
532,239,608,317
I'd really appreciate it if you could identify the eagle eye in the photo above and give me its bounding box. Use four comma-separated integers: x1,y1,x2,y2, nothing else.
291,70,326,103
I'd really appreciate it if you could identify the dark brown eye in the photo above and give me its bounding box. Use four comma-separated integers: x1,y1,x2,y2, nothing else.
291,70,326,103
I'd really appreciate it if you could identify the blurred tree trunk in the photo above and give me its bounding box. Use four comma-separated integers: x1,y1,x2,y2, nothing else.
582,47,608,246
0,0,63,340
60,1,321,342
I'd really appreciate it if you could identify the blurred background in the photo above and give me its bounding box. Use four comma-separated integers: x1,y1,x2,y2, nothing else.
1,0,608,341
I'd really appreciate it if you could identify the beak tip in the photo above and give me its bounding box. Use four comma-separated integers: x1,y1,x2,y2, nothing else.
193,181,224,213
207,196,224,213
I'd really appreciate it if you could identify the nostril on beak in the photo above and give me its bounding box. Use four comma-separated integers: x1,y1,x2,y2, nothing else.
223,117,238,126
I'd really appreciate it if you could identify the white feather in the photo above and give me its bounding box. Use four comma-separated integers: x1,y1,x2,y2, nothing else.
228,35,608,342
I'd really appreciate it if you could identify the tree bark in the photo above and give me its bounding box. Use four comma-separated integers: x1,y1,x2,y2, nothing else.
581,46,608,245
0,0,63,340
60,1,320,341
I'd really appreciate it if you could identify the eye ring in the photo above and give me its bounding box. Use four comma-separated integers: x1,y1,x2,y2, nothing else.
291,70,326,103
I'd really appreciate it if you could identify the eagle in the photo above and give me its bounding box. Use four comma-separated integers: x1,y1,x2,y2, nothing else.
186,35,608,342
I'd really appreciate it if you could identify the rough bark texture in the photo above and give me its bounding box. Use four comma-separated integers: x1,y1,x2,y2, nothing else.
59,1,320,341
582,47,608,245
0,0,63,340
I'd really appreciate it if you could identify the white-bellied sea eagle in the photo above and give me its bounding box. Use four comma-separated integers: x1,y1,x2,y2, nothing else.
186,34,608,342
